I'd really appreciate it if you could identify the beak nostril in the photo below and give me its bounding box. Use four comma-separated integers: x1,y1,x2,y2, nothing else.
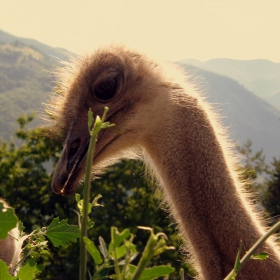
69,139,81,160
70,139,81,149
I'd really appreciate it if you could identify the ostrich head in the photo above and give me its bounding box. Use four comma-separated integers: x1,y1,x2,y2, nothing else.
49,46,180,196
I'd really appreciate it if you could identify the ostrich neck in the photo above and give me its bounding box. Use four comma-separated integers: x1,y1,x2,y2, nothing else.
143,95,280,279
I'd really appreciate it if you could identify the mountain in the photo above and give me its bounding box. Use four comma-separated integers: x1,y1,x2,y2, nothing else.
0,29,279,163
180,64,280,163
0,40,55,140
181,58,280,109
0,29,70,61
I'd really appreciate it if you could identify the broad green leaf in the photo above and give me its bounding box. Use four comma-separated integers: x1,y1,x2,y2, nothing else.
125,240,137,254
128,264,175,280
0,259,13,280
45,217,80,247
0,203,18,239
83,237,103,265
109,227,130,254
250,252,268,260
17,258,43,280
114,244,127,259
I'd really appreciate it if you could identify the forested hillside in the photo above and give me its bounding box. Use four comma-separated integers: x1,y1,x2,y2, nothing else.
0,41,54,139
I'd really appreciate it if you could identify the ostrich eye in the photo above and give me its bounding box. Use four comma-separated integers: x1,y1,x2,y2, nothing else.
94,77,118,100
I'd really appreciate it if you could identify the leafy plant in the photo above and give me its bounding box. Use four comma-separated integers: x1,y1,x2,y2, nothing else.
0,202,80,279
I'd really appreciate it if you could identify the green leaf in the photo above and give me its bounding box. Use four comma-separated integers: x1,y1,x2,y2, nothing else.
92,194,103,207
109,227,130,254
83,237,103,265
114,244,127,259
99,236,108,259
77,199,93,215
0,260,13,280
128,265,175,280
45,217,80,247
17,258,43,280
125,240,137,254
75,193,81,202
250,252,268,260
153,238,174,256
18,221,25,233
0,202,18,239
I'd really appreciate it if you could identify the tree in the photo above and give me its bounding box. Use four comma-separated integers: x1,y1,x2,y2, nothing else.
262,158,280,219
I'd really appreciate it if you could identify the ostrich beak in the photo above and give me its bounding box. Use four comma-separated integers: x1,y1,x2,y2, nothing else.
51,136,90,196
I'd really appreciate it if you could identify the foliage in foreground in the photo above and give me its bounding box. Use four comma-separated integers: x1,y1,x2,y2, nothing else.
0,197,175,280
0,202,80,279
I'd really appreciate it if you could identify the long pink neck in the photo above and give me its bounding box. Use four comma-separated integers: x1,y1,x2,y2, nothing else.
143,95,280,279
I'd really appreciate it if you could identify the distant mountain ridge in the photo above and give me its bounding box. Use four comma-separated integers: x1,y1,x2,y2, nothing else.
181,58,280,109
180,64,280,163
0,29,70,61
0,28,279,163
0,40,55,139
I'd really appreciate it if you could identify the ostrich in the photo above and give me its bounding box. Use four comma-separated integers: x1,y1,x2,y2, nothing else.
49,46,280,279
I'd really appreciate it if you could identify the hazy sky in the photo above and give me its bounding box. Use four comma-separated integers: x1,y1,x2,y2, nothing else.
0,0,280,62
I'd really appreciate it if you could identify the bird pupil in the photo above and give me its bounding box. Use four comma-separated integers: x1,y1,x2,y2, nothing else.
95,78,117,100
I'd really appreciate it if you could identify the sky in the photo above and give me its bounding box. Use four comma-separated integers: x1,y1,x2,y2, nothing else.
0,0,280,62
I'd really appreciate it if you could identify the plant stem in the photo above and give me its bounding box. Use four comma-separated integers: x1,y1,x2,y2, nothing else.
113,247,122,280
224,221,280,280
79,130,96,280
180,268,185,280
79,107,112,280
131,233,157,280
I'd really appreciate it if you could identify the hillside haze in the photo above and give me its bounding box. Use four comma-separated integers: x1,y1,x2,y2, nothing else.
181,58,280,109
181,64,280,163
0,29,279,163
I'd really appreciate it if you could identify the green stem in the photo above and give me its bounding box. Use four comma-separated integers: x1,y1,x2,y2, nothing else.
180,268,185,280
224,221,280,280
80,130,96,280
131,233,157,280
79,107,112,280
113,247,122,280
122,247,130,279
